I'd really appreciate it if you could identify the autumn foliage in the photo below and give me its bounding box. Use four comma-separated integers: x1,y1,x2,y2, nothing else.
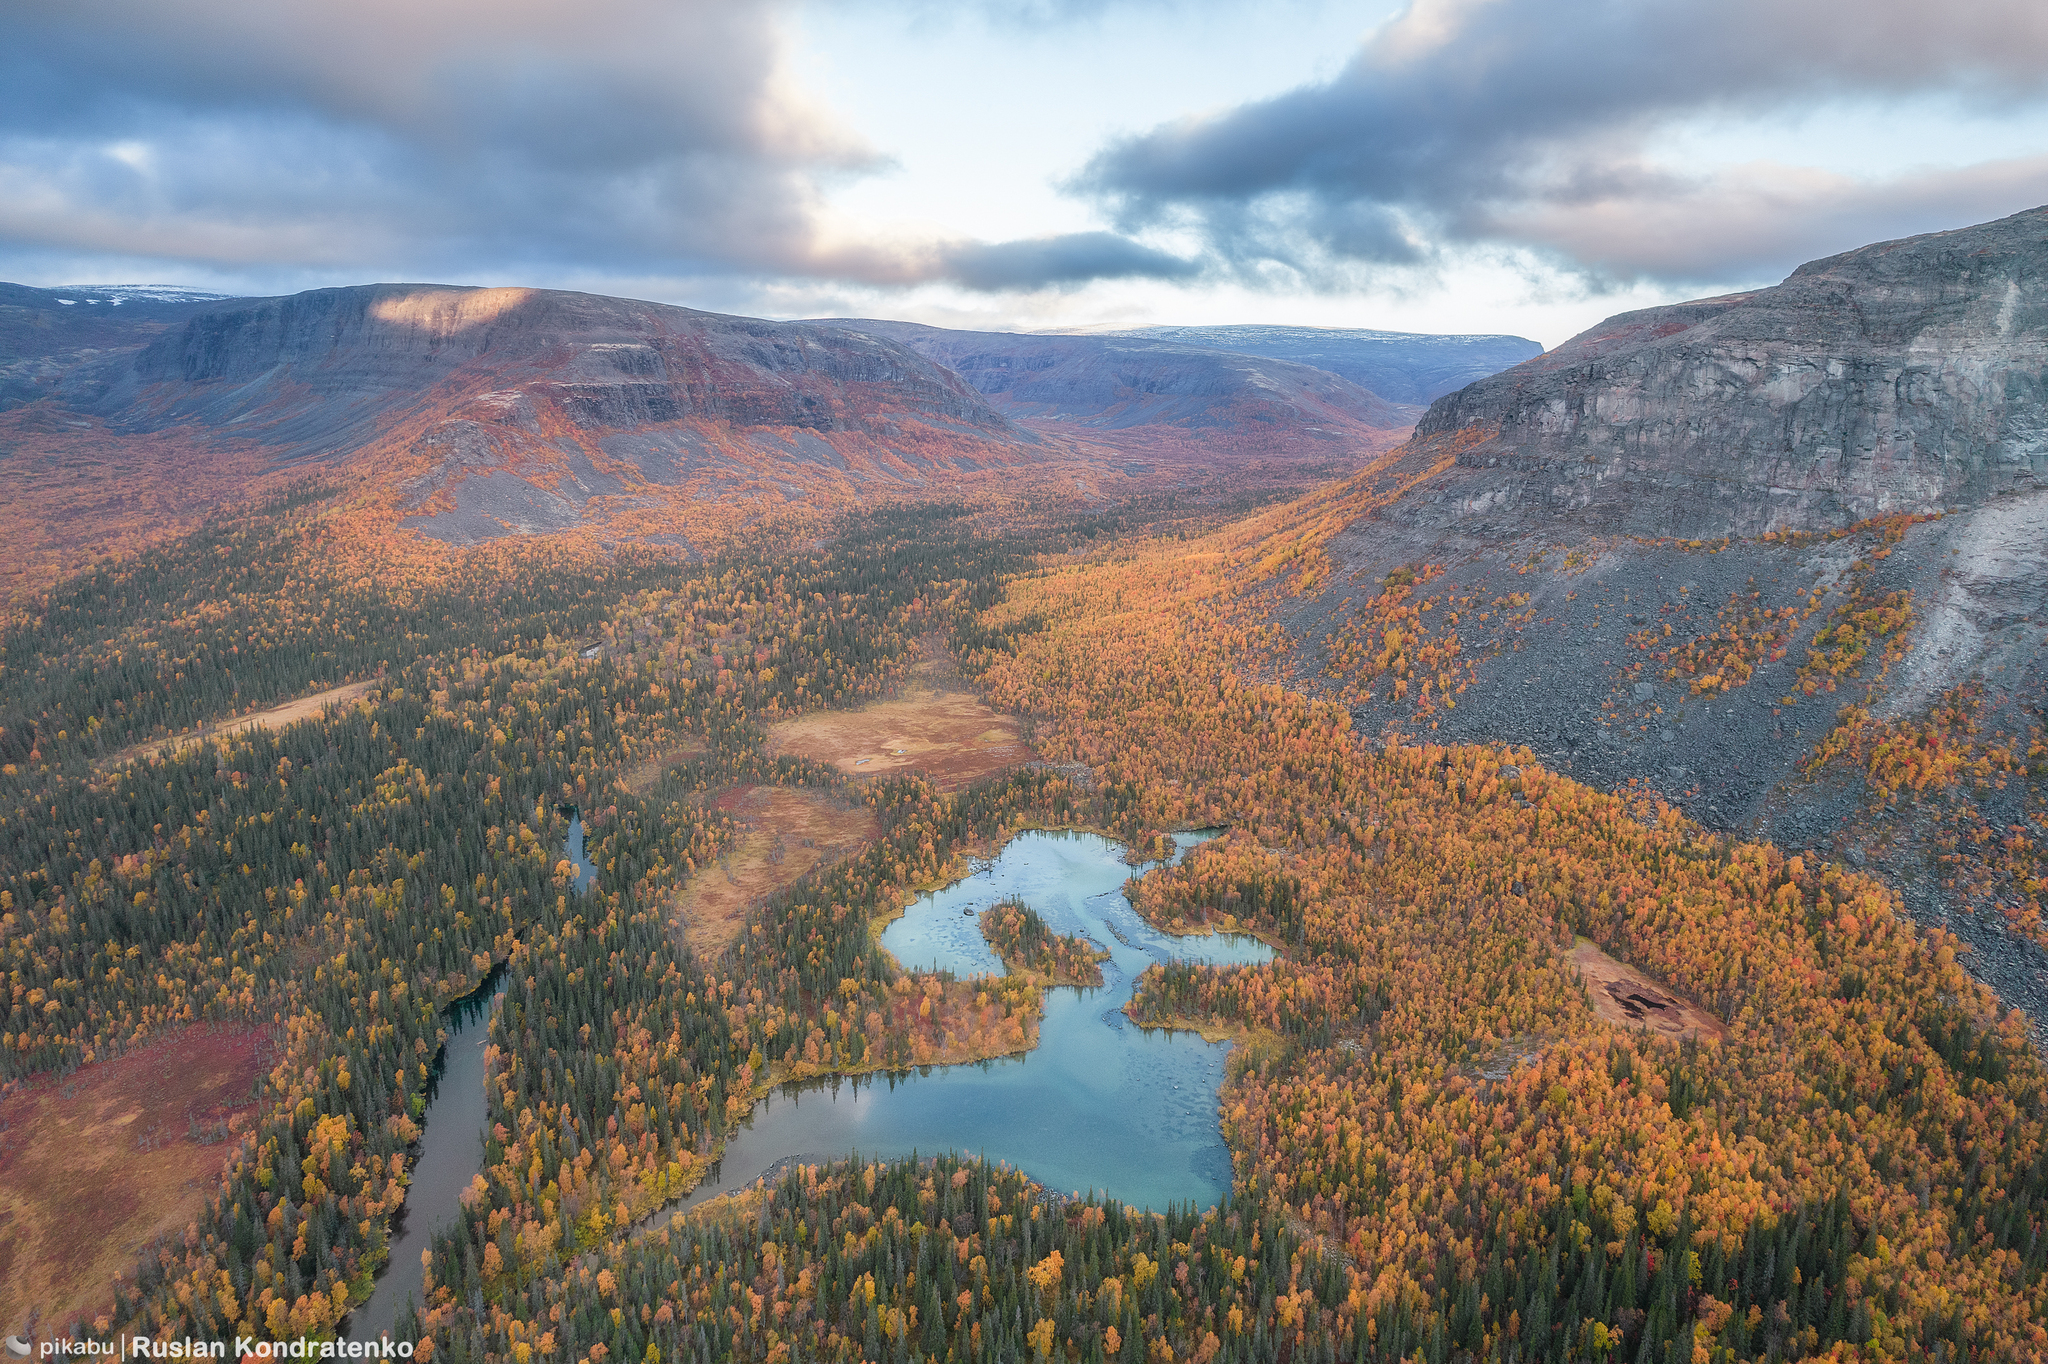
2,482,2044,1363
979,900,1107,987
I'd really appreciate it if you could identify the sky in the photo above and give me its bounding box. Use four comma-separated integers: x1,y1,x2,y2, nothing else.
4,0,2046,347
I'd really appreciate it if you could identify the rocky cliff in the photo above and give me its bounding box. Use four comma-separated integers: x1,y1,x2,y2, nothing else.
1412,204,2048,537
7,284,1059,552
1245,205,2048,1026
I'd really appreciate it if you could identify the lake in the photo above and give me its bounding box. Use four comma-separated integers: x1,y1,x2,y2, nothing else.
353,827,1269,1337
670,829,1273,1213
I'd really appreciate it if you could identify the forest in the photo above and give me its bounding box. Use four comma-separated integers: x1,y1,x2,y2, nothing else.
1,476,2043,1362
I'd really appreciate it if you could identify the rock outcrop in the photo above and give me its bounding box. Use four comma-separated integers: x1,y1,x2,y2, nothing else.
1413,204,2048,537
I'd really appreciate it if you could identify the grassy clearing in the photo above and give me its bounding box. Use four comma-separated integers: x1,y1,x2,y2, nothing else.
0,1026,268,1332
102,681,377,768
766,641,1032,790
674,786,879,958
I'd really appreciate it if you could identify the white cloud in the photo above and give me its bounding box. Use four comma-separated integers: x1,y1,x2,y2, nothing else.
3,0,2045,343
1080,0,2048,286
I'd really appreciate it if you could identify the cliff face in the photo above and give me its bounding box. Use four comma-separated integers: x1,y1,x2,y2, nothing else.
1412,205,2048,536
1250,207,2048,1021
9,284,1058,549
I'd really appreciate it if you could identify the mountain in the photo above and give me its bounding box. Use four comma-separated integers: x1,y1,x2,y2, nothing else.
808,319,1419,466
1236,205,2048,1021
1,283,241,413
0,282,238,367
1078,323,1543,404
74,284,1023,463
0,283,1081,591
1410,204,2048,538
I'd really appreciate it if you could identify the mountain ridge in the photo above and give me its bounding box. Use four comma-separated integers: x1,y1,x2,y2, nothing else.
0,283,1081,589
1072,322,1543,404
0,281,239,374
808,317,1420,465
1408,204,2048,538
1232,204,2048,1026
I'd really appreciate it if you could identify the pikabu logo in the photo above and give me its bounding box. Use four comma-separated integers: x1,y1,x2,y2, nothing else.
0,1343,411,1362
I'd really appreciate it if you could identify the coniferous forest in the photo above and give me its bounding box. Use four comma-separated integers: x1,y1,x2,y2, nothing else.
2,484,2043,1364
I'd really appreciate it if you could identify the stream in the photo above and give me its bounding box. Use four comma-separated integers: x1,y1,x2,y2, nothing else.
352,826,1265,1338
564,812,597,893
347,970,506,1343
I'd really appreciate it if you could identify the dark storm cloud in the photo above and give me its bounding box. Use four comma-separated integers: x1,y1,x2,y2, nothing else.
0,0,1173,293
1077,0,2048,284
889,0,1192,25
937,232,1198,290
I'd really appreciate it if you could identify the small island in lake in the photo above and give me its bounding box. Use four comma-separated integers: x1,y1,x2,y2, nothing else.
978,898,1110,986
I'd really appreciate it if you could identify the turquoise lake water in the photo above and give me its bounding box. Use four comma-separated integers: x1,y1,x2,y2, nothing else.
673,830,1274,1213
354,827,1273,1336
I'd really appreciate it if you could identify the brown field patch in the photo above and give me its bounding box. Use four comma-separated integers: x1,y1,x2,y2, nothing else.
766,639,1033,789
1569,938,1727,1042
620,740,710,795
676,786,879,958
106,680,377,766
0,1026,269,1332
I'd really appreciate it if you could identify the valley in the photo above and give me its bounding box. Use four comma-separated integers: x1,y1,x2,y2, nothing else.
1,202,2046,1364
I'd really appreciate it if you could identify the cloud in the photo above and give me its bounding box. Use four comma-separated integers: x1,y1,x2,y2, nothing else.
871,0,1200,29
1077,0,2048,285
1492,153,2048,282
0,0,851,280
0,0,1178,294
936,232,1198,290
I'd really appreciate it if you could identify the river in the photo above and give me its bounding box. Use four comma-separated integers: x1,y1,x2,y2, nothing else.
564,812,597,893
346,970,505,1343
353,826,1266,1338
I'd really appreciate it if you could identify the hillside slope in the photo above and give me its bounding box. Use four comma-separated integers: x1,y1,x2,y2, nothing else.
0,284,1075,587
1087,322,1541,403
1228,206,2048,1027
810,318,1419,468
